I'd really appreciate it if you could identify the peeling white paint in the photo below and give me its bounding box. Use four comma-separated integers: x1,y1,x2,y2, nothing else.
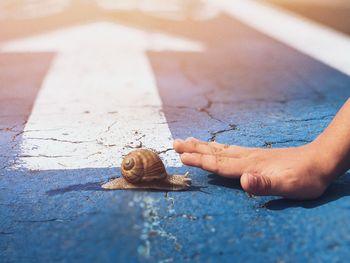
1,22,204,170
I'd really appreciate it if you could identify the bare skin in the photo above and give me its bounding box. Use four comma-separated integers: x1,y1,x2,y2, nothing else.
174,98,350,200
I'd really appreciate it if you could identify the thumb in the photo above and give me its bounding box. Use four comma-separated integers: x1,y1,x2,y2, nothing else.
240,172,272,196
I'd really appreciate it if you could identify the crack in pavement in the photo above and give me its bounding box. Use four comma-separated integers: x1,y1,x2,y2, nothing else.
15,218,62,223
196,89,226,123
0,231,14,235
0,127,15,132
263,139,312,148
198,99,224,123
96,139,117,148
85,151,102,159
24,137,94,144
209,98,293,105
1,164,10,171
14,211,100,223
156,148,174,155
19,154,73,158
283,114,335,123
0,158,18,171
105,120,118,133
10,126,62,142
209,124,239,142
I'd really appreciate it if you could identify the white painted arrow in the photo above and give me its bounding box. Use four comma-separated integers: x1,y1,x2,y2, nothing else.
1,22,204,170
208,0,350,76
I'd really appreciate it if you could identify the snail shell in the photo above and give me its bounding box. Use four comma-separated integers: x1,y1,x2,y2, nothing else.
102,149,191,191
121,149,167,183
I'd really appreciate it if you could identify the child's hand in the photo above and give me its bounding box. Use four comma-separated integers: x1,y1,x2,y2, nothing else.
174,137,336,200
174,99,350,200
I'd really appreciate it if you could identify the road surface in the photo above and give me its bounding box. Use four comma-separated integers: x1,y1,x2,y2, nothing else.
1,1,350,262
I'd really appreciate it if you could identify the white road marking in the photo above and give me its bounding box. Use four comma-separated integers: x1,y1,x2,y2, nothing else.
0,0,70,19
208,0,350,76
97,0,217,20
1,22,204,170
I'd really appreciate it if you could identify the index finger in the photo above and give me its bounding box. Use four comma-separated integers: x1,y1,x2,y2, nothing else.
180,152,246,178
174,137,252,158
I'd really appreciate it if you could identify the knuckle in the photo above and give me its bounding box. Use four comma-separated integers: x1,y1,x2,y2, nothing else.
204,155,218,173
199,153,204,164
209,142,222,154
189,139,199,150
214,155,225,174
261,175,272,191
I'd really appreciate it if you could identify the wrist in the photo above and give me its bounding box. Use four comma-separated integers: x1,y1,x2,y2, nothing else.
311,133,348,179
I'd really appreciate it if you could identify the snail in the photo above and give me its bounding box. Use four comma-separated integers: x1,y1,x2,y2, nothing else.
102,149,191,191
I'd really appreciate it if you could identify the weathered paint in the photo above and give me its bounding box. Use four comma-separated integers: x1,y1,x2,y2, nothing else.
0,22,203,170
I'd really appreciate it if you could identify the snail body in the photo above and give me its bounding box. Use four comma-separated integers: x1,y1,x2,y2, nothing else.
102,149,191,191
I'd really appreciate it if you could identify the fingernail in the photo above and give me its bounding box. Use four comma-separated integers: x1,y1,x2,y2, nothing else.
247,174,258,188
174,139,184,144
186,137,197,141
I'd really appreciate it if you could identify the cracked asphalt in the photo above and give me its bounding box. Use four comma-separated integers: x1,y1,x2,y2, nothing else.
1,1,350,262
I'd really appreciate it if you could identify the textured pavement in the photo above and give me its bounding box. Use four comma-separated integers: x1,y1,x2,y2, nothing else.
1,1,350,262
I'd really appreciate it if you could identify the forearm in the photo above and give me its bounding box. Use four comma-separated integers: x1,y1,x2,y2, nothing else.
315,98,350,176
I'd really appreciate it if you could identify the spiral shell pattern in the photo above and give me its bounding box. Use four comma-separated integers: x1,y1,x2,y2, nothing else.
121,149,167,183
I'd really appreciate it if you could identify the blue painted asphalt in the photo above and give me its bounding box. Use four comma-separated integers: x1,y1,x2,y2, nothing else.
1,10,350,263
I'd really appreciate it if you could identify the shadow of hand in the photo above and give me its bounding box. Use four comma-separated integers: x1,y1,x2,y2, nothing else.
263,172,350,210
207,172,350,210
207,173,242,190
